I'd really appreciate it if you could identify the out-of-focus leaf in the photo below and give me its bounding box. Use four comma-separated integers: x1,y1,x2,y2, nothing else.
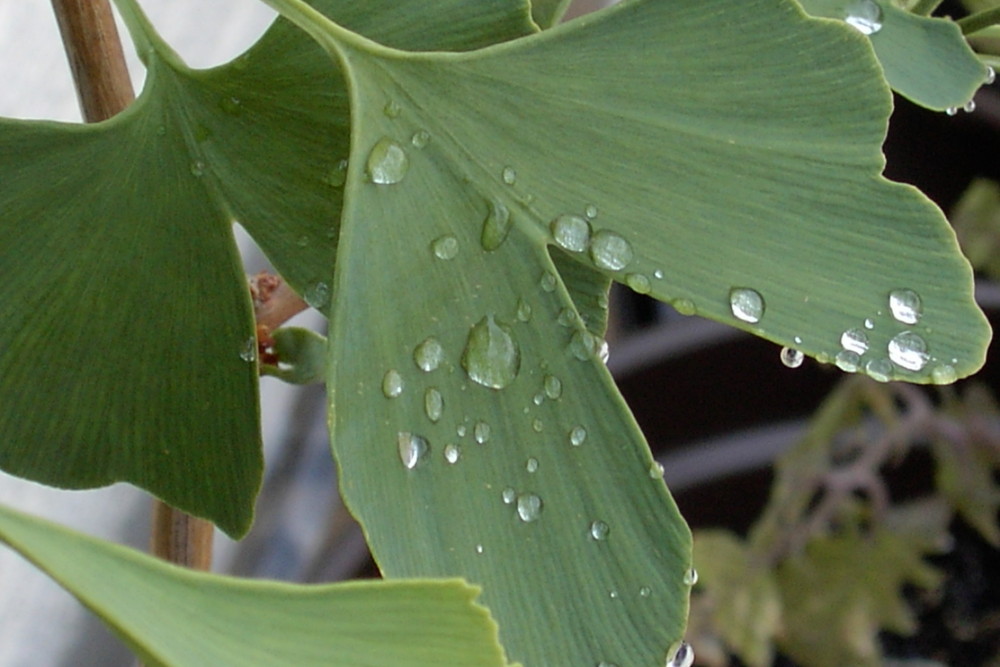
952,178,1000,280
531,0,573,28
932,437,1000,546
261,327,327,384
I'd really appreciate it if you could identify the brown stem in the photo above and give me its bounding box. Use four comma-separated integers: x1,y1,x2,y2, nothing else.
51,0,215,571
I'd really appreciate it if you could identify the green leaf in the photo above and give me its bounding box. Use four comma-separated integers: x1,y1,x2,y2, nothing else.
261,327,328,384
798,0,991,109
0,503,510,667
0,0,534,536
531,0,573,28
952,178,1000,280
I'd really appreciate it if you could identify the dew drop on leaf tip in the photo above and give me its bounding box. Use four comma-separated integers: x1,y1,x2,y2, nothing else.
683,568,699,586
843,0,882,35
780,347,804,369
729,287,764,323
666,641,695,667
986,66,996,86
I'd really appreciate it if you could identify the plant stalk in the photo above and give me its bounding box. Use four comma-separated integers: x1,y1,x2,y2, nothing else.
958,8,1000,36
51,0,215,571
910,0,944,17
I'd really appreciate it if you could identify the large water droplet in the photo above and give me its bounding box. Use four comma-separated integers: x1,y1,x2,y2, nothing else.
589,230,634,271
432,235,459,260
516,298,533,322
366,137,408,185
304,282,330,310
461,316,521,389
729,287,764,323
888,331,930,371
481,198,512,251
382,369,404,398
569,425,587,446
444,443,461,464
397,432,428,470
516,493,543,522
625,273,652,294
865,358,893,382
569,330,600,361
844,0,883,35
780,347,804,368
501,166,517,185
889,289,922,325
473,421,491,444
666,641,695,667
551,214,591,252
841,328,870,354
835,350,861,373
589,520,610,540
544,374,563,399
424,388,443,422
683,568,699,586
240,336,257,363
413,337,445,372
931,364,957,385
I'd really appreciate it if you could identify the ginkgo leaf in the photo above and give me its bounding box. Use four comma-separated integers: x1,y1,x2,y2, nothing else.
0,0,533,537
531,0,573,28
798,0,991,109
0,503,512,667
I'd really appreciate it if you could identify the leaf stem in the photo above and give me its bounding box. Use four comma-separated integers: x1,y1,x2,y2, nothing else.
109,0,185,68
259,0,388,57
910,0,944,16
958,8,1000,36
50,0,214,573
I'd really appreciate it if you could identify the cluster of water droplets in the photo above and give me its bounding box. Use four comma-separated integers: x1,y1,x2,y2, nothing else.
945,64,995,116
547,209,641,282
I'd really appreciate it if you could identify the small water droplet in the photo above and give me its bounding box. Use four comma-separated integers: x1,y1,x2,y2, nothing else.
526,457,539,473
219,95,243,116
502,487,516,504
609,590,619,600
597,292,610,309
946,106,959,116
501,166,517,185
304,281,330,309
444,443,461,464
474,421,491,444
841,328,870,354
551,214,591,252
794,336,803,344
931,364,957,385
383,99,401,118
649,461,665,478
729,287,764,323
411,129,430,148
516,493,543,522
540,272,558,292
397,431,429,470
888,331,930,371
533,392,545,406
531,419,544,433
889,288,923,324
986,66,996,85
673,298,696,316
413,337,445,372
683,568,699,586
654,269,664,279
190,160,206,177
639,586,651,598
844,0,883,35
424,388,443,422
569,425,587,446
544,374,563,400
865,358,893,382
456,424,468,438
481,198,512,251
666,641,695,667
964,99,977,113
327,158,349,187
382,369,404,398
432,235,459,260
589,520,610,540
864,318,875,330
557,308,578,327
240,336,257,362
625,273,652,294
598,340,610,364
780,347,804,368
461,315,521,389
475,544,484,554
366,137,409,185
585,203,599,219
589,230,634,271
835,349,861,372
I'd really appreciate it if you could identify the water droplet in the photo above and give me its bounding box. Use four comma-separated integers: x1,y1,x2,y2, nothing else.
502,487,516,504
501,166,517,185
544,374,563,400
475,544,484,554
946,106,959,116
597,662,619,667
864,318,875,330
190,160,206,177
413,337,445,372
540,272,558,292
609,590,619,600
516,493,543,522
526,457,539,473
794,336,803,344
366,137,408,185
666,641,695,667
508,301,530,326
889,289,922,324
584,204,599,219
626,273,652,294
382,369,404,398
649,461,665,478
531,419,544,433
461,315,521,389
432,235,459,260
986,66,996,86
411,129,430,148
931,364,957,385
551,214,591,252
589,230,634,271
424,388,443,422
456,424,468,438
240,336,257,362
590,520,610,540
569,330,599,361
654,269,664,280
673,298,696,316
481,198,512,251
598,340,610,364
729,287,764,323
639,586,652,598
219,95,243,116
397,431,429,470
569,425,587,446
841,328,870,354
444,443,461,464
557,308,579,327
865,358,893,382
473,421,491,444
844,0,883,35
533,392,545,406
888,331,930,371
780,347,804,368
835,349,861,372
597,292,610,309
683,568,699,586
964,99,976,113
327,158,349,187
304,282,330,309
383,100,401,118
